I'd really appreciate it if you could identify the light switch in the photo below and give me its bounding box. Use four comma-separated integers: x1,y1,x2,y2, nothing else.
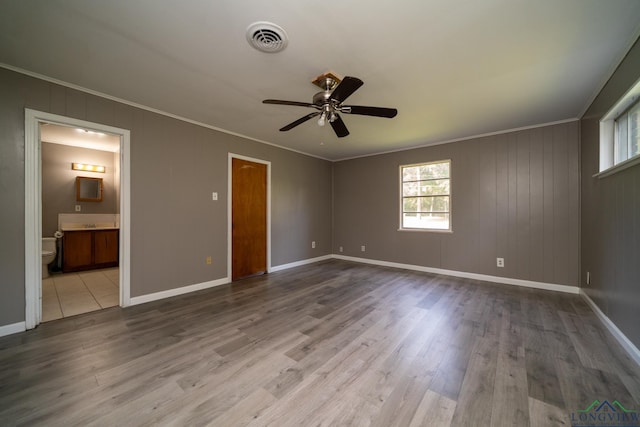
75,205,81,212
212,192,218,201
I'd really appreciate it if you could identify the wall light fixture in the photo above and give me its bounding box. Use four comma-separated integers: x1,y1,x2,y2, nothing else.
72,163,106,173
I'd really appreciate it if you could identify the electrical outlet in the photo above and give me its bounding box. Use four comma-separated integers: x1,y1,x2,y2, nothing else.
206,256,212,265
361,245,366,252
75,205,81,212
312,241,316,249
339,246,343,253
497,257,504,268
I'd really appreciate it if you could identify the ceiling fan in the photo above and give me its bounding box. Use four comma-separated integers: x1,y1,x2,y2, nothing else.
263,72,398,138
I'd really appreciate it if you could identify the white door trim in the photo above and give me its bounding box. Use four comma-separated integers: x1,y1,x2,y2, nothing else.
24,109,131,329
227,153,271,280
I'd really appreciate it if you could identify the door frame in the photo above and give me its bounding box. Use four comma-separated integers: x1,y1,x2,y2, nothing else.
24,109,131,329
227,153,271,280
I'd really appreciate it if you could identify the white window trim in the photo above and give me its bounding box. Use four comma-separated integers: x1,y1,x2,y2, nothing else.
593,153,640,179
398,159,452,233
598,75,640,177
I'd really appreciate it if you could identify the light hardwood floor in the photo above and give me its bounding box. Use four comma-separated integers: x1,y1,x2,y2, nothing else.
1,260,639,426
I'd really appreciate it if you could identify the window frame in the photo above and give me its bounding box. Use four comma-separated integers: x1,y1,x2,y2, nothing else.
597,76,640,178
399,159,452,233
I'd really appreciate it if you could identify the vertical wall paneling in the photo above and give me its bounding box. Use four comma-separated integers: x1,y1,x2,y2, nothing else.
477,136,497,276
507,132,518,279
516,131,531,279
529,127,545,283
442,143,479,272
333,121,580,287
86,96,116,126
581,37,640,350
552,123,570,285
567,122,581,286
0,71,29,327
64,88,86,120
24,77,50,112
542,126,555,283
49,84,66,116
495,134,509,276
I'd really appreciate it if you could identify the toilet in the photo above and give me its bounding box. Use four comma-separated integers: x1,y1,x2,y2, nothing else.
42,237,57,278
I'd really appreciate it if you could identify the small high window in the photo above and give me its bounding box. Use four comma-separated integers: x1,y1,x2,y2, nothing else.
400,160,451,231
599,77,640,175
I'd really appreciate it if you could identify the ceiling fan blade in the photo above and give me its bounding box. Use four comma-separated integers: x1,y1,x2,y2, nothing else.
330,114,350,138
263,99,315,108
342,105,398,118
280,112,321,131
330,76,364,103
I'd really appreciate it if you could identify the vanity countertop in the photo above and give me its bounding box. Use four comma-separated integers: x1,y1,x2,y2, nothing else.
61,222,119,231
62,227,119,231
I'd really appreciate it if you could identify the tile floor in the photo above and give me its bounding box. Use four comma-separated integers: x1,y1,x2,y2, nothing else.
42,268,119,322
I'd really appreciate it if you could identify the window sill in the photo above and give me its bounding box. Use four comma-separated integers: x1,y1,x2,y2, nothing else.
594,155,640,179
398,228,453,233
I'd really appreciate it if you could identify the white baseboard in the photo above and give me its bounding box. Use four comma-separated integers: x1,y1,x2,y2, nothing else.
270,255,333,272
580,290,640,366
129,255,334,306
130,277,230,306
0,254,582,336
332,254,580,294
0,321,26,338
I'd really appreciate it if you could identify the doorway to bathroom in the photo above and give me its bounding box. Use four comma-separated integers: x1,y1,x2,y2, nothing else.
40,123,121,321
24,109,131,329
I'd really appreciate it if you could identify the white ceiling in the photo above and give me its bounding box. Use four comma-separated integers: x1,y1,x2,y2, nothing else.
40,123,121,152
1,0,639,160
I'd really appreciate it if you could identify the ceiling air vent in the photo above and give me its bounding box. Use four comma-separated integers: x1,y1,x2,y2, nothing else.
246,21,288,53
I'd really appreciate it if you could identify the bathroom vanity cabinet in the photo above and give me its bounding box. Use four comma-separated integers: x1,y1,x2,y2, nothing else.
62,229,119,272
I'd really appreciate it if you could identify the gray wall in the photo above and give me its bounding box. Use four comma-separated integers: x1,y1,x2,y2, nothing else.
41,142,118,237
581,38,640,349
0,67,332,327
333,121,580,286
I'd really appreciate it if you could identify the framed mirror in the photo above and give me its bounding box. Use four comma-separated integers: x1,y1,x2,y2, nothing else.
76,176,103,202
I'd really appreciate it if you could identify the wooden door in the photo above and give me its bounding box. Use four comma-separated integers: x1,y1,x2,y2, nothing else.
232,158,267,280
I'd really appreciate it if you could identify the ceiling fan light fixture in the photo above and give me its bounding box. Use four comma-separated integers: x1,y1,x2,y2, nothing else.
318,112,327,126
246,21,288,53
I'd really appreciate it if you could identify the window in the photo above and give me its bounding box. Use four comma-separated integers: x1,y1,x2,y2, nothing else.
400,160,451,231
614,99,640,165
599,77,640,175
